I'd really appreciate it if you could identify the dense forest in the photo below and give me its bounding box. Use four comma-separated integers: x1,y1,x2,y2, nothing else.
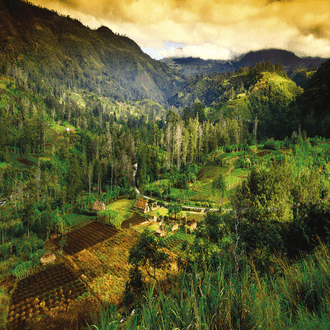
1,1,330,329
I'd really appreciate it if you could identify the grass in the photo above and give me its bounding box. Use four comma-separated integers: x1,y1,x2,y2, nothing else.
106,199,133,220
65,213,96,228
148,207,168,217
0,285,10,329
66,230,140,305
135,222,159,233
88,244,330,330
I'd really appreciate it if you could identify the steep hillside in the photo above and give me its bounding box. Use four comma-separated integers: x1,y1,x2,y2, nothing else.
0,0,184,105
168,64,302,140
211,71,303,139
295,59,330,138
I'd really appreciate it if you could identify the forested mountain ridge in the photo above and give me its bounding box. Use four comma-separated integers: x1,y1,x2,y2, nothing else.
161,49,326,78
0,0,185,105
295,58,330,138
169,63,302,139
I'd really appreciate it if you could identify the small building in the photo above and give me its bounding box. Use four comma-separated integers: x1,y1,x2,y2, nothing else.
40,252,56,266
92,201,106,212
171,223,179,231
149,201,158,211
187,219,197,230
134,198,150,213
65,127,70,132
155,228,166,237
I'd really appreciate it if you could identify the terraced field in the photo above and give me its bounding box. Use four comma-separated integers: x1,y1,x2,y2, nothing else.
7,263,87,330
164,231,194,253
67,230,140,304
121,214,146,229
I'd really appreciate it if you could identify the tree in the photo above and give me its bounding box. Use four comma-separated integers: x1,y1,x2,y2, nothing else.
212,173,227,205
88,163,93,195
128,229,170,282
196,212,224,245
136,143,147,193
35,161,41,203
168,203,182,220
124,229,170,304
22,199,35,238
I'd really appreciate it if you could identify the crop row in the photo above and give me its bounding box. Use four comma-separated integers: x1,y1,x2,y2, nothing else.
54,221,120,255
8,263,88,329
164,232,194,251
121,214,146,229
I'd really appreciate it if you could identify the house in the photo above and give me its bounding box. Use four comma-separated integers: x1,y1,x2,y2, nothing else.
134,198,150,213
92,201,106,212
155,223,166,237
155,228,166,237
149,201,158,211
65,127,70,132
40,252,56,265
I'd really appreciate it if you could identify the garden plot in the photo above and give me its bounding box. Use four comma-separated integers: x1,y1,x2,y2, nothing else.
164,231,194,253
7,263,87,330
54,221,120,255
66,230,140,304
121,214,146,229
16,157,36,166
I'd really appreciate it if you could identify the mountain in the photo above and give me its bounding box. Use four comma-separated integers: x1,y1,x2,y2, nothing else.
168,64,302,139
295,58,330,138
235,49,326,76
160,57,235,76
0,0,185,105
161,49,327,79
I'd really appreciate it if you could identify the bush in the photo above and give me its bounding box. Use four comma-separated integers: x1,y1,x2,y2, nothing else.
97,209,122,229
263,139,279,150
11,261,36,279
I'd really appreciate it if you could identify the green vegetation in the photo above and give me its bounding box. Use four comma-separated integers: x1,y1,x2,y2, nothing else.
1,1,330,329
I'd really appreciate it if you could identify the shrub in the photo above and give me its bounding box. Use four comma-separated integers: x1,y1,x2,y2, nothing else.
97,209,122,229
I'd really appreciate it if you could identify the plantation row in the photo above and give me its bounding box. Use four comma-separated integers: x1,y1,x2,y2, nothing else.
53,221,120,255
8,263,87,329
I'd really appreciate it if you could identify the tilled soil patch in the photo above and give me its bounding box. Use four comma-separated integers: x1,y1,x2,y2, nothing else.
7,263,88,330
54,221,120,255
121,214,146,229
16,157,36,166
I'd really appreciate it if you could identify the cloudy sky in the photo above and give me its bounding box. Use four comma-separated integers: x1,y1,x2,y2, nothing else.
30,0,330,60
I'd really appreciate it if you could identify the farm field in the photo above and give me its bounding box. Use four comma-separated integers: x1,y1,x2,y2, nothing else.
135,221,159,233
7,262,88,330
121,214,147,229
53,221,120,255
164,231,194,253
181,211,205,222
66,230,140,304
148,207,168,217
64,214,96,233
142,147,291,208
106,198,134,220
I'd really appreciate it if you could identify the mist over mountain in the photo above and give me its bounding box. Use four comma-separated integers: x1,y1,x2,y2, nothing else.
160,49,327,79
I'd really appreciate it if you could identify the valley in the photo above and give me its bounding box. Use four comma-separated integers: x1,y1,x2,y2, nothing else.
0,0,330,329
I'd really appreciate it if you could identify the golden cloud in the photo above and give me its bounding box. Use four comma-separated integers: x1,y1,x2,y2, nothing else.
30,0,330,59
